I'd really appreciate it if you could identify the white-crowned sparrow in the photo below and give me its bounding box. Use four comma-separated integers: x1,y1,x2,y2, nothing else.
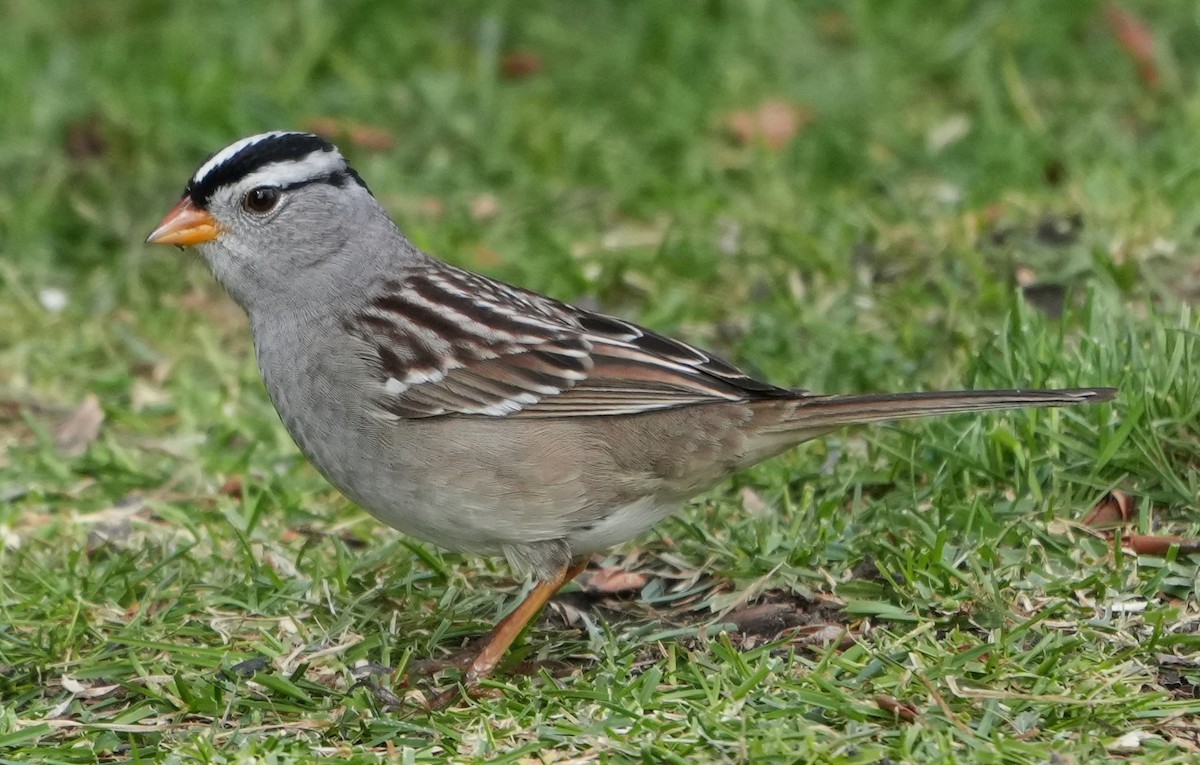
147,132,1115,692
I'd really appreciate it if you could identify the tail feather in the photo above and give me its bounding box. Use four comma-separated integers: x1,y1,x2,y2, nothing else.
769,387,1116,431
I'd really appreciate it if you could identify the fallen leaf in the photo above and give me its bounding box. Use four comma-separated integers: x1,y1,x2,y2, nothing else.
54,394,104,457
500,50,543,79
305,117,344,141
584,566,648,595
1104,3,1159,89
346,123,395,152
304,117,395,151
875,694,920,722
1081,491,1200,557
726,99,813,151
220,475,244,499
1106,730,1157,753
469,193,499,221
1124,534,1200,556
1082,490,1136,529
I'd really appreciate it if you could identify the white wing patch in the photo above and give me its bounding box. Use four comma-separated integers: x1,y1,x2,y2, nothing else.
402,368,447,386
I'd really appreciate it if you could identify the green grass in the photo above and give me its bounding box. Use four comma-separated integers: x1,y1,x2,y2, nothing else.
2,1,1199,762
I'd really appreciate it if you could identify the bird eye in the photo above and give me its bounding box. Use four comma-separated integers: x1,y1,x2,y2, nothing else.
242,186,281,214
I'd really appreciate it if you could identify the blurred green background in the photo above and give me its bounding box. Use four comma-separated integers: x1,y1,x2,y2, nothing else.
4,2,1199,397
1,1,1197,762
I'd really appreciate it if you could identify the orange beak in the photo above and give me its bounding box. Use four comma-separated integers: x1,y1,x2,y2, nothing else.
145,198,221,246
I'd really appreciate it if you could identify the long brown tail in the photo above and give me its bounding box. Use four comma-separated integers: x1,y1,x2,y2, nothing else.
770,387,1116,431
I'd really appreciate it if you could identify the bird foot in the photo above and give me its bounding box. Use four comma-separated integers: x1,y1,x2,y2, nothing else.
367,560,589,711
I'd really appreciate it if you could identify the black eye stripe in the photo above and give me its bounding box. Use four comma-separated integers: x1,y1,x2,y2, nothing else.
278,170,369,193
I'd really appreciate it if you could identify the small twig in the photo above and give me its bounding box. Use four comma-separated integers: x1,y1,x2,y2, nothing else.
874,694,919,723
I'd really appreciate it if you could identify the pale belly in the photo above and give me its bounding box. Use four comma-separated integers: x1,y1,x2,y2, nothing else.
250,315,754,566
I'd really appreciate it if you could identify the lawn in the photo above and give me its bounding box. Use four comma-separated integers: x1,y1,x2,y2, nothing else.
1,1,1198,762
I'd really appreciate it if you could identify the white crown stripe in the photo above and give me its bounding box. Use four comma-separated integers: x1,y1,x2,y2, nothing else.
236,151,347,191
191,131,302,185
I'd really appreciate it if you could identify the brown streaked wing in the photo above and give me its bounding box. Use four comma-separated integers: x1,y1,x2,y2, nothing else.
346,267,795,419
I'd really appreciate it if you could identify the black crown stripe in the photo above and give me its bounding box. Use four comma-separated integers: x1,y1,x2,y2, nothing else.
184,133,368,208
